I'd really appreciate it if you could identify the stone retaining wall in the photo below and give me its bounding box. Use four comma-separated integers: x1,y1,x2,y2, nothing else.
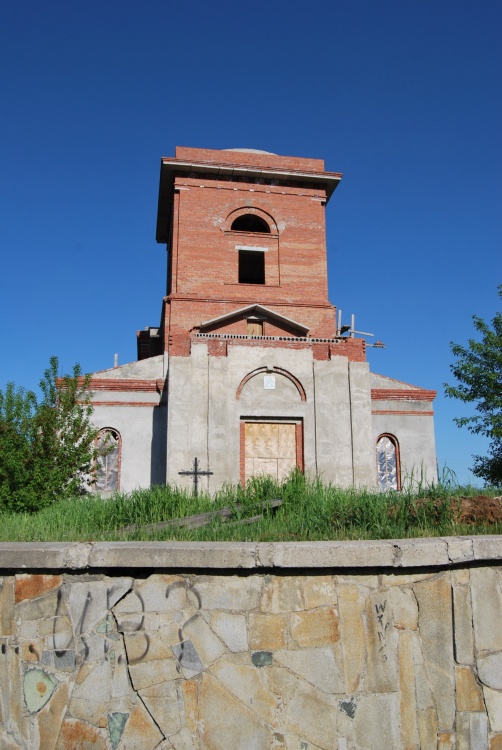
0,537,501,749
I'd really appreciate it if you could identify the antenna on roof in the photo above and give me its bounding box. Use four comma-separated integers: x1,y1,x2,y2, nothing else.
114,354,118,368
337,310,384,347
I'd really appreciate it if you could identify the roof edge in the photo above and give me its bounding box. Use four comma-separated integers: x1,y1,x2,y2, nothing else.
199,304,310,334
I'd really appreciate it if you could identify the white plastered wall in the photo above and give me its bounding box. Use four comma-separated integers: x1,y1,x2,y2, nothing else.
89,355,167,493
167,343,376,493
372,407,438,488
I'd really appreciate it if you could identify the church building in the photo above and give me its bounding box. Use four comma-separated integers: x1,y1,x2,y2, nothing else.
89,147,437,495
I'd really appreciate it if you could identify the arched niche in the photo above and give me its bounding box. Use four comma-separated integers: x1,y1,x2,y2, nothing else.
236,367,306,403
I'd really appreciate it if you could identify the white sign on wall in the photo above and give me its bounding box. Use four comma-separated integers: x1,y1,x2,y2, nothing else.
264,375,276,390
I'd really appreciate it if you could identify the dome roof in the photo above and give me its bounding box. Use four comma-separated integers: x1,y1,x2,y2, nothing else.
224,148,277,155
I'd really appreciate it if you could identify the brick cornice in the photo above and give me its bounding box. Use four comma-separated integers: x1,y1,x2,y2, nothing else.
84,379,165,393
90,401,166,407
165,295,334,310
371,389,437,402
372,409,435,416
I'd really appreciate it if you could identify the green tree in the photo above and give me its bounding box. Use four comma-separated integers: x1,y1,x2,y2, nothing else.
0,357,98,511
445,286,502,485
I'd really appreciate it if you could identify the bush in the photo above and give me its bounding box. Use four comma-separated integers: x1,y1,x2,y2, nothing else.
0,357,98,511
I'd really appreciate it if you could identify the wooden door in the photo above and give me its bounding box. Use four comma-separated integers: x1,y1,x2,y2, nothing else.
244,422,297,482
247,320,263,336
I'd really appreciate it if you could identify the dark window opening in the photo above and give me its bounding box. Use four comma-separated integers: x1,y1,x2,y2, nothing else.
231,214,270,233
239,251,265,284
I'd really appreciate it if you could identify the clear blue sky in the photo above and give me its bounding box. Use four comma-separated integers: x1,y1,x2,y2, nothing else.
1,0,500,485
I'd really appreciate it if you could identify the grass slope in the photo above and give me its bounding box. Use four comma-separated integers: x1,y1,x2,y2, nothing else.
0,473,500,543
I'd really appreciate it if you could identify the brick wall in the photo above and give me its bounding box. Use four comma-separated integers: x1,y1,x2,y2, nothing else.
156,147,365,362
174,145,326,172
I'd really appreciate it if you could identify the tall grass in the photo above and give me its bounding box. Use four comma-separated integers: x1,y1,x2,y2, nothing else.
0,472,499,543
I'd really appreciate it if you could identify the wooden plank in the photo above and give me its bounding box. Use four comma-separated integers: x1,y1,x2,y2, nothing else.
119,498,282,533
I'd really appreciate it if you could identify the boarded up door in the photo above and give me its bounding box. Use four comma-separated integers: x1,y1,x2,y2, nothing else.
247,320,263,336
244,422,297,483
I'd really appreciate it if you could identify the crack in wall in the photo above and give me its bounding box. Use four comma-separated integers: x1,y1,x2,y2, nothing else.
110,602,168,746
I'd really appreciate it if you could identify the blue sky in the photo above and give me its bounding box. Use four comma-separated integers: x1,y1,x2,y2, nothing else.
1,0,500,485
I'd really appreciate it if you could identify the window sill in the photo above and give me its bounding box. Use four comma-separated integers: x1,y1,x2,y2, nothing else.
224,283,282,288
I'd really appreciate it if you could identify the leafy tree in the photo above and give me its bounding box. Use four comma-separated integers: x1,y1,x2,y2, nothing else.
0,383,37,510
445,287,502,485
0,357,98,511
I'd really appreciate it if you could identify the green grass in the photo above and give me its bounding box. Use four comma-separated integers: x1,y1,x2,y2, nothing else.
0,472,500,543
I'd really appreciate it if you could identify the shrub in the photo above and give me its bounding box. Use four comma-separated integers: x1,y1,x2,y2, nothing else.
0,357,98,511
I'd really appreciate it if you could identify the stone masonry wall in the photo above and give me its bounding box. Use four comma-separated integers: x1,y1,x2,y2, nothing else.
0,539,501,749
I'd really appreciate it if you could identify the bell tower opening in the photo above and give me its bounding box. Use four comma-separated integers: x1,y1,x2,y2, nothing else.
231,214,270,233
238,249,265,284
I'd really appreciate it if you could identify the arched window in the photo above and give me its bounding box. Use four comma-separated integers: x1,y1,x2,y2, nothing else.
95,428,121,492
376,434,400,491
231,214,270,233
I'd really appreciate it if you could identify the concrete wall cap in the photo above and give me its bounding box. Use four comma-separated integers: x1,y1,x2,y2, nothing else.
0,536,500,570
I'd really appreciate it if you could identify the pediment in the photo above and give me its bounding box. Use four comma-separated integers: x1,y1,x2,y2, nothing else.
199,305,309,336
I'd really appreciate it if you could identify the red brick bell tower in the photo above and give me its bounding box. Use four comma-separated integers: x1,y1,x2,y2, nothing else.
138,146,366,362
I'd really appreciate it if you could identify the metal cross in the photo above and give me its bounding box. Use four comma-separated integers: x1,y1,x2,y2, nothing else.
178,457,213,496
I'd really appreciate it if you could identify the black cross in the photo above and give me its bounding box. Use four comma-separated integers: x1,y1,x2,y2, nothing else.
178,457,213,496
